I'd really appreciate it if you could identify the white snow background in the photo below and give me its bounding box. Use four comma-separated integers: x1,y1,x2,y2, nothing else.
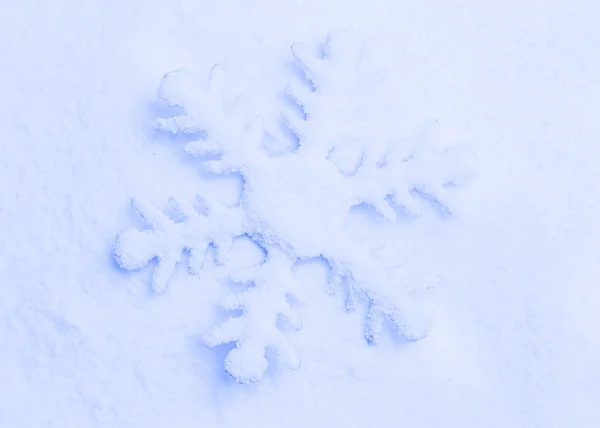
1,1,599,427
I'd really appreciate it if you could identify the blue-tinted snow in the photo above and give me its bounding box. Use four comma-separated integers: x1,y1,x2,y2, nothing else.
1,1,599,427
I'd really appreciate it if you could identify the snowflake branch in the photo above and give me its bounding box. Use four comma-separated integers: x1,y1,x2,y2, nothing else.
114,196,245,293
203,248,302,383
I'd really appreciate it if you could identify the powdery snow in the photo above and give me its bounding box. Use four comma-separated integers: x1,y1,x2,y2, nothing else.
1,0,599,427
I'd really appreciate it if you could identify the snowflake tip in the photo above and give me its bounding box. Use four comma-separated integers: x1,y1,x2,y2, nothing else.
225,347,268,384
370,199,397,222
282,110,307,141
155,115,201,135
114,229,154,271
277,342,301,371
393,306,432,342
390,191,423,217
184,137,222,157
208,63,226,90
344,286,359,312
114,200,163,270
363,303,385,345
290,41,320,88
189,245,212,275
285,80,313,114
130,198,161,228
157,68,195,109
151,256,180,294
203,160,229,175
281,307,303,331
202,317,245,346
326,266,345,295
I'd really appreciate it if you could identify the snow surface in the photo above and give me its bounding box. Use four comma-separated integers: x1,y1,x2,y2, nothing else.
2,0,600,426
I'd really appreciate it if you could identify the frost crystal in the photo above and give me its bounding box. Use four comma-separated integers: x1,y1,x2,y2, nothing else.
115,28,476,382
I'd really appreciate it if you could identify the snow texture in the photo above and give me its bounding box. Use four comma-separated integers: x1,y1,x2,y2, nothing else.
115,196,246,294
116,29,476,382
5,1,600,425
203,248,302,383
155,64,268,175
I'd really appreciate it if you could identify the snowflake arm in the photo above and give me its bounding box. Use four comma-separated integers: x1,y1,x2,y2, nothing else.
323,248,435,345
350,120,477,218
284,29,393,185
114,196,245,294
363,290,431,345
155,114,201,135
202,115,267,175
203,249,302,383
155,65,269,176
155,64,229,161
156,64,226,133
286,31,477,220
290,28,364,92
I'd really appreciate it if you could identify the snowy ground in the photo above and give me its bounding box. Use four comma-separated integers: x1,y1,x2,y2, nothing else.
1,1,599,427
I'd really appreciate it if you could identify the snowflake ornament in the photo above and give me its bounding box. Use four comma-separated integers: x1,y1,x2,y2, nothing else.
115,28,476,382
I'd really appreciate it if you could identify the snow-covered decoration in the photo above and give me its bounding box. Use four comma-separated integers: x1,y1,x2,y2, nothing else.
114,196,245,294
115,28,476,382
203,248,302,383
